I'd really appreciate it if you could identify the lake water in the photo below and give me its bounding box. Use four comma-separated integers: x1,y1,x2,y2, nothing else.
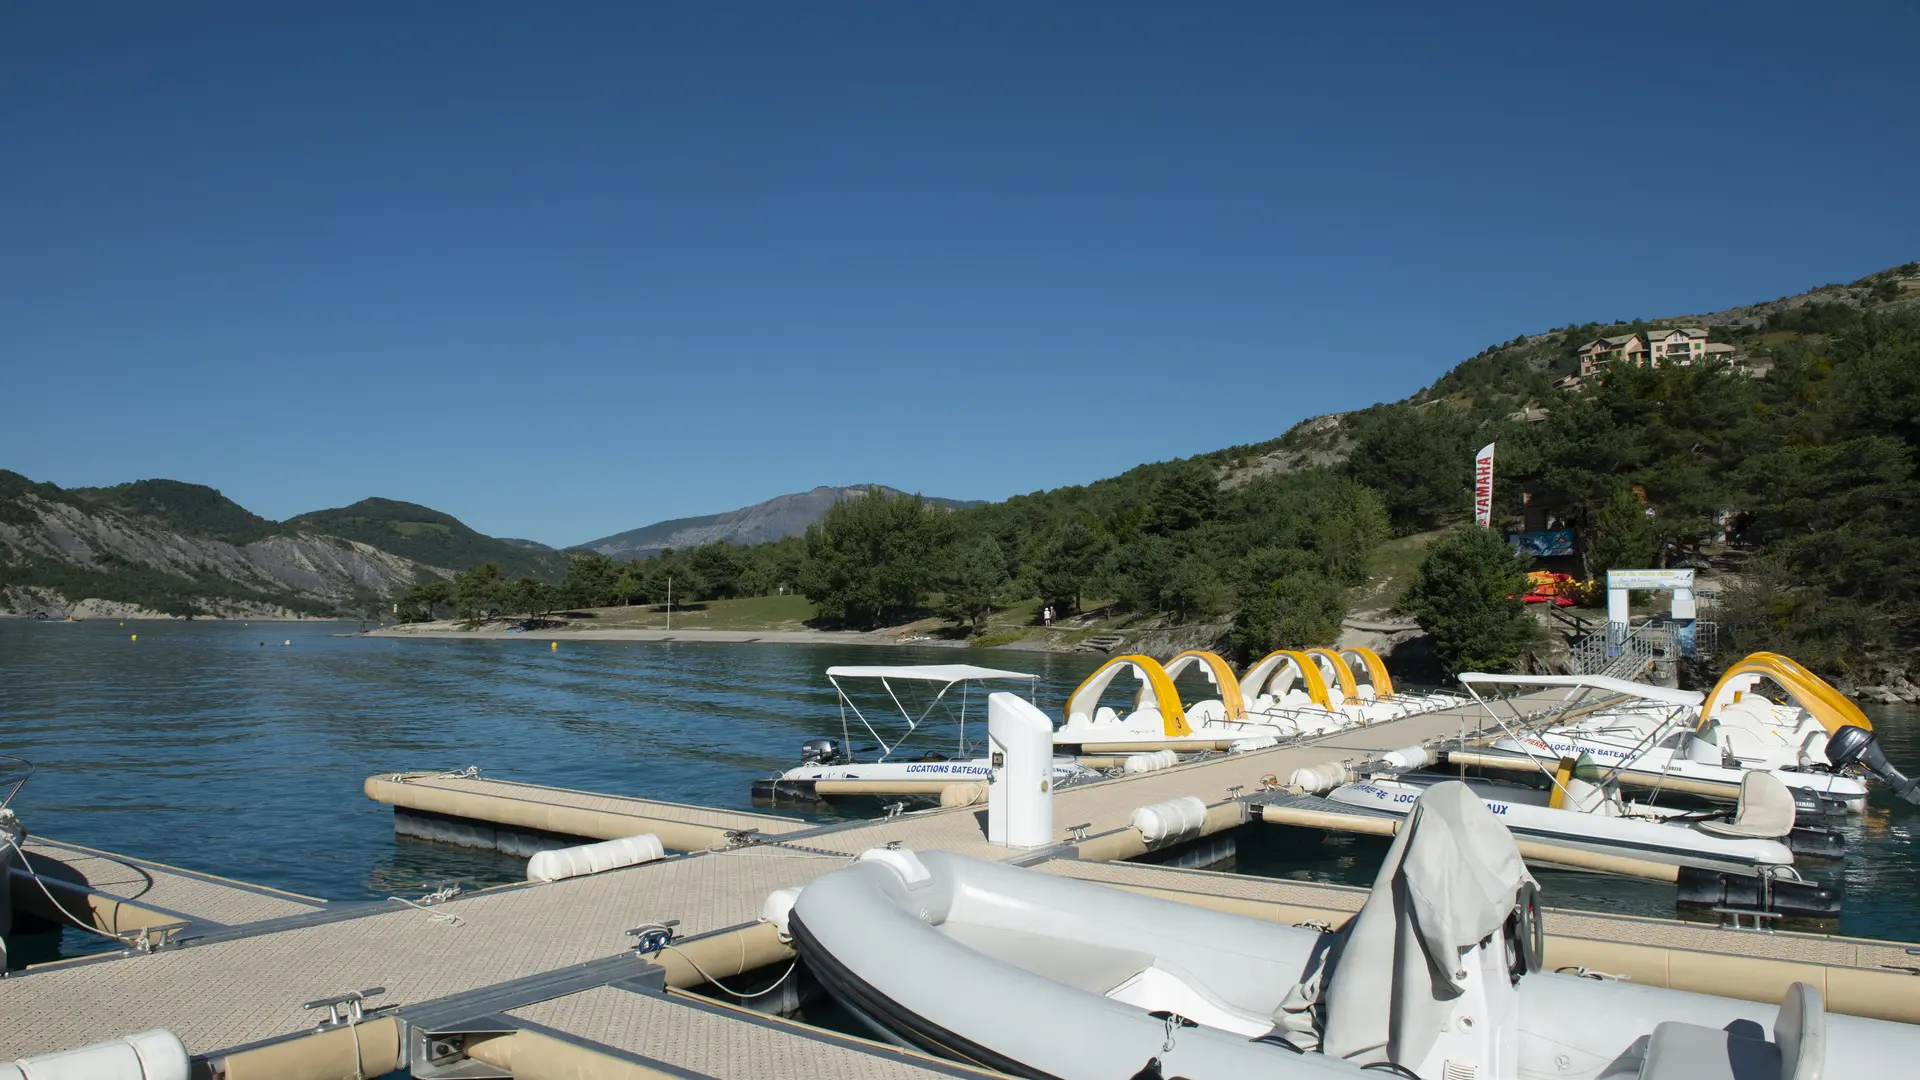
2,619,1916,967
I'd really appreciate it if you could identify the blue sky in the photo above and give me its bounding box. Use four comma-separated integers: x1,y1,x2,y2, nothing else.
4,3,1916,547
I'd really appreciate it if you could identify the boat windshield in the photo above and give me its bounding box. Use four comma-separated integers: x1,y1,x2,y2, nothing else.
824,665,1039,762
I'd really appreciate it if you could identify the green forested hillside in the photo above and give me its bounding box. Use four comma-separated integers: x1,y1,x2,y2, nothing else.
402,263,1920,682
74,479,283,545
285,498,570,580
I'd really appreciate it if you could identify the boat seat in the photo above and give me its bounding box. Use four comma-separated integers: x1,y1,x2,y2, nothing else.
1697,771,1796,839
1613,982,1823,1080
937,923,1152,995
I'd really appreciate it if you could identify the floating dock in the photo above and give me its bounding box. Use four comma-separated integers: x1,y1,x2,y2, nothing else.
5,691,1917,1078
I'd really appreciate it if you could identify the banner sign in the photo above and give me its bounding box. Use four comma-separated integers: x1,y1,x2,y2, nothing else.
1507,530,1575,557
1606,569,1694,590
1473,442,1496,527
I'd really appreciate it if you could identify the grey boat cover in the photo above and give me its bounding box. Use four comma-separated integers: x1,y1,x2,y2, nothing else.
1283,780,1535,1068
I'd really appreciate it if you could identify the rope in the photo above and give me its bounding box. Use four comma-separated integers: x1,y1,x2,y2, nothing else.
0,834,142,949
642,929,801,1000
436,765,481,779
386,883,465,926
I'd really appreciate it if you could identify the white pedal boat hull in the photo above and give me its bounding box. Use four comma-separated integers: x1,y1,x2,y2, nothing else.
1492,730,1868,809
789,847,1920,1079
1326,777,1794,871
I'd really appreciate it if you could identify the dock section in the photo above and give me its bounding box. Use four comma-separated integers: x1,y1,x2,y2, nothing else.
366,771,810,853
10,836,326,941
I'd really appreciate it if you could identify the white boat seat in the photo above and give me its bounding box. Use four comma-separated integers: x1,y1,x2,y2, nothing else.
1618,981,1823,1080
937,923,1151,995
1697,771,1797,839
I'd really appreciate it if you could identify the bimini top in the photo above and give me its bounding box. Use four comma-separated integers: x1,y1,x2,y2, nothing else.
1456,672,1703,708
826,665,1036,682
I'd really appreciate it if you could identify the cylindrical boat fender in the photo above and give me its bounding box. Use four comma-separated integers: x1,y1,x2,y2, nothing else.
1121,754,1159,775
526,833,664,883
1229,735,1279,754
1287,761,1353,793
1130,795,1208,844
0,1029,189,1080
1380,745,1435,770
938,782,989,807
761,886,804,941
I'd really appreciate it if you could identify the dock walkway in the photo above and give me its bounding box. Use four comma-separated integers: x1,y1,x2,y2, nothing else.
5,690,1915,1076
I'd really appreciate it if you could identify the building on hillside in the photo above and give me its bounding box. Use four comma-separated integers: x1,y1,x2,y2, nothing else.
1648,327,1710,365
1577,333,1646,377
1572,328,1742,385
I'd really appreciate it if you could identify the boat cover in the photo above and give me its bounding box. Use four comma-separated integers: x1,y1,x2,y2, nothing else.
1285,780,1535,1068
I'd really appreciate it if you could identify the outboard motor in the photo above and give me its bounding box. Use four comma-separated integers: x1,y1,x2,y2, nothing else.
799,737,843,767
1825,724,1920,805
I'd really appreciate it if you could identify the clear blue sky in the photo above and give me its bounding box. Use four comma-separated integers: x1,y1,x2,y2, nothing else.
4,3,1915,547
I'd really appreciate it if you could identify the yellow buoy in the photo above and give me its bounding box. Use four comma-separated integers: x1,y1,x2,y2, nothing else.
550,641,558,650
283,639,291,646
130,634,137,642
119,621,125,626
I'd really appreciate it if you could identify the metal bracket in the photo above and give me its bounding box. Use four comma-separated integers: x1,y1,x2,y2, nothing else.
626,920,679,956
305,986,390,1028
405,1015,517,1079
1709,907,1782,932
1065,822,1092,843
130,922,190,954
1227,785,1245,800
884,801,906,820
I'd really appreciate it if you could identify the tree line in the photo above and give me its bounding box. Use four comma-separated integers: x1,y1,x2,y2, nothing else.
393,267,1920,682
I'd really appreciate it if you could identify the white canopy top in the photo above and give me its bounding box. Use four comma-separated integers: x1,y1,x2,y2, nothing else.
1456,672,1703,707
825,664,1036,682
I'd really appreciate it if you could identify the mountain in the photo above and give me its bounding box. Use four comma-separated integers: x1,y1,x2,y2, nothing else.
284,498,570,581
0,472,423,619
582,485,985,559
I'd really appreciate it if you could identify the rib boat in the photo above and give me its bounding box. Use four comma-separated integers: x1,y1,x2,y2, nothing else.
784,781,1917,1079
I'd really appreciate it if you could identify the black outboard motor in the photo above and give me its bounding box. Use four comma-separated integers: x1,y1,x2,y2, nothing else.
799,737,843,766
1826,724,1920,805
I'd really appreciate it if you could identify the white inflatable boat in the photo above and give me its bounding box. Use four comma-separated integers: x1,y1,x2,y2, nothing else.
787,782,1918,1079
755,665,1098,801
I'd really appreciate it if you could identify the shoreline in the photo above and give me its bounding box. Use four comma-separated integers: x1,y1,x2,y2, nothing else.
361,625,970,647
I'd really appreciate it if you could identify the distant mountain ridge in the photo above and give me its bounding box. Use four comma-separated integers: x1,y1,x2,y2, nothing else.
581,485,982,559
285,498,568,581
0,472,425,619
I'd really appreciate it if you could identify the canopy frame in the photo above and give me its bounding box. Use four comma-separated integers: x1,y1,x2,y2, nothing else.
825,666,1039,762
1453,672,1701,805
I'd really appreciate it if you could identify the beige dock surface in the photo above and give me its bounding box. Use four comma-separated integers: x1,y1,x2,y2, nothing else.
368,771,810,842
0,844,852,1057
15,837,326,927
510,987,988,1079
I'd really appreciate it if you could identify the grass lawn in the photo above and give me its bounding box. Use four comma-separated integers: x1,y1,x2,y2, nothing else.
573,593,817,630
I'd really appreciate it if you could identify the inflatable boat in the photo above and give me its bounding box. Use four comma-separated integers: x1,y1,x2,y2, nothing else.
786,782,1918,1079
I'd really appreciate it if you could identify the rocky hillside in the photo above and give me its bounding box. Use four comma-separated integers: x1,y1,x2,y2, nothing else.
0,473,431,618
285,498,569,581
583,485,982,558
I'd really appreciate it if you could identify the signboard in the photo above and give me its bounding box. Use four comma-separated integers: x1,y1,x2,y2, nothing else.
1606,569,1694,590
1507,530,1575,557
1473,442,1495,528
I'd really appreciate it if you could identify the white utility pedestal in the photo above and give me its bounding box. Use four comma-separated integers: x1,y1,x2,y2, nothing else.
986,691,1053,848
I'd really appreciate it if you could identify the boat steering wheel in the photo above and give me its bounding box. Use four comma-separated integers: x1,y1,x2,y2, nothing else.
1504,880,1544,979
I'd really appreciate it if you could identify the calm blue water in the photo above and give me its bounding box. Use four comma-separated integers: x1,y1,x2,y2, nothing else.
2,620,1915,958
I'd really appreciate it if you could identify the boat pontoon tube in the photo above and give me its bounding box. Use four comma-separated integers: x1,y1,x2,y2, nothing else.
791,785,1920,1079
